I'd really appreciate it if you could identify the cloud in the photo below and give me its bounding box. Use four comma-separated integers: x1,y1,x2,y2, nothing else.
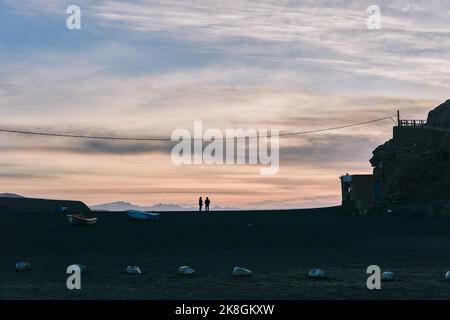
59,140,173,155
280,134,381,166
4,0,450,90
0,172,39,179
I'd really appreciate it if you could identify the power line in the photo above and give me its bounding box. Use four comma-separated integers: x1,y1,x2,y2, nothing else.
0,115,395,141
0,128,172,141
278,116,396,137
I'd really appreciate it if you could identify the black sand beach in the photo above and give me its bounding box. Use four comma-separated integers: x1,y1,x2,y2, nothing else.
2,207,450,299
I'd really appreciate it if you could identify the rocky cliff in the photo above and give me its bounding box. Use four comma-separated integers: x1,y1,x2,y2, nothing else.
427,99,450,127
370,100,450,210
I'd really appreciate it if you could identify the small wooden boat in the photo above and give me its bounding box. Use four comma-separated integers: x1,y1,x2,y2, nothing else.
67,214,98,225
127,210,160,221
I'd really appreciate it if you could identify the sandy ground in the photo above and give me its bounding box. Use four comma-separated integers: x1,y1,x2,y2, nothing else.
2,207,450,299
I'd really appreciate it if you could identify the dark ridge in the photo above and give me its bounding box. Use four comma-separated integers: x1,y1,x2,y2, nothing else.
0,197,91,215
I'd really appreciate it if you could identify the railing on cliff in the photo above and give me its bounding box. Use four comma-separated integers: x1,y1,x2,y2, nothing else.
398,119,450,133
396,110,450,133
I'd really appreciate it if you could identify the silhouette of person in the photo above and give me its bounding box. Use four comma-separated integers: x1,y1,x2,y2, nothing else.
205,197,211,212
198,196,203,212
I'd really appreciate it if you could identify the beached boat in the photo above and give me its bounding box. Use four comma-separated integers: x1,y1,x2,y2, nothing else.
127,210,160,221
67,214,98,225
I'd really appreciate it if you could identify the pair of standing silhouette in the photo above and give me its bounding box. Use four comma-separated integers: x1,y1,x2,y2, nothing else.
198,196,210,212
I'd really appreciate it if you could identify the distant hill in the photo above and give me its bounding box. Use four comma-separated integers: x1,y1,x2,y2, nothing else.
213,205,240,211
91,201,240,212
90,201,196,212
0,193,25,198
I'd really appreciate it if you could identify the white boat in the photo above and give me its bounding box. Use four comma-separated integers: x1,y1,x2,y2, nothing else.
127,209,160,221
67,214,98,225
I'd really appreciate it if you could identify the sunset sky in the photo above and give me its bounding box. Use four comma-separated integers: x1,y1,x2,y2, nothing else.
0,0,449,209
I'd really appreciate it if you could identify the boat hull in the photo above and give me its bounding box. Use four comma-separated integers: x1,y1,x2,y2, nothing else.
67,214,98,225
127,210,160,221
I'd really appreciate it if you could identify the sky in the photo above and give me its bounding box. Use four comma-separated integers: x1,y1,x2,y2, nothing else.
0,0,449,209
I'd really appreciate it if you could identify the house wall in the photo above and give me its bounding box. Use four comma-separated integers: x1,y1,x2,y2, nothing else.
341,174,374,203
341,174,376,214
351,175,375,201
